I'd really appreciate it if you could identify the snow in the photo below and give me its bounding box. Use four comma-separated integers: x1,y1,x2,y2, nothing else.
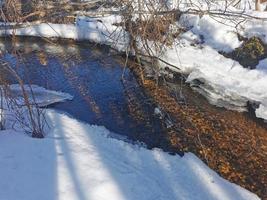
0,16,128,52
239,12,267,44
179,12,267,53
152,9,267,120
159,38,267,115
254,58,267,120
0,109,260,200
256,103,267,121
180,15,242,53
257,58,267,73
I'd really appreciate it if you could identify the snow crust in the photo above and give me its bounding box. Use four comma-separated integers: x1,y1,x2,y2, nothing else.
0,109,260,200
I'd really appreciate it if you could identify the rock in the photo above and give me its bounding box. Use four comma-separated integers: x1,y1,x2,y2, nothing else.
224,37,267,69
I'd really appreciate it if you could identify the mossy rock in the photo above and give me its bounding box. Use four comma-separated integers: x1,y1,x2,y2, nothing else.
226,37,266,69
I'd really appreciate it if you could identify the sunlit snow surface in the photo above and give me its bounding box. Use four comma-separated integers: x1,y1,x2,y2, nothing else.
0,109,260,200
0,16,128,52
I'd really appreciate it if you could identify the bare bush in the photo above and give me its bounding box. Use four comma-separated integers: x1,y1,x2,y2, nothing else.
0,59,46,138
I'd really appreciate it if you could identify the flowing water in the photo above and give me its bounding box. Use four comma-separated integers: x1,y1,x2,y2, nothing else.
0,37,167,149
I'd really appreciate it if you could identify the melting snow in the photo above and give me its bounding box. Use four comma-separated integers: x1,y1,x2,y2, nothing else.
0,109,260,200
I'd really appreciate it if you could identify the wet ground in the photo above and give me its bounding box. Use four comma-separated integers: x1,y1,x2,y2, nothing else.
0,37,267,198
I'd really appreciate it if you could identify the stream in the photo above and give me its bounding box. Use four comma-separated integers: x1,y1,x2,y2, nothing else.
0,37,167,149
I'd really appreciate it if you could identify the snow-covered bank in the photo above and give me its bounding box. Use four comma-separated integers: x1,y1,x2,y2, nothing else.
160,33,267,119
155,11,267,120
179,12,267,53
0,109,260,200
0,16,128,51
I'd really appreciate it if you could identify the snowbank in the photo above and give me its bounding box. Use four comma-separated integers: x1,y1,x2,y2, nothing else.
0,15,128,52
0,109,260,200
179,15,242,53
156,11,267,120
160,38,267,117
179,13,267,53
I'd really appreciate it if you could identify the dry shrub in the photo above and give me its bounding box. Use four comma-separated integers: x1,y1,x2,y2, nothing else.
131,14,178,45
0,0,76,23
1,0,42,22
0,59,46,138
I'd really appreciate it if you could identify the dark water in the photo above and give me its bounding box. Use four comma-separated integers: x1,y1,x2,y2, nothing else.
0,37,169,149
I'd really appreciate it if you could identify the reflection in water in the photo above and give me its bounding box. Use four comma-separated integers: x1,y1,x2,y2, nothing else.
0,37,167,150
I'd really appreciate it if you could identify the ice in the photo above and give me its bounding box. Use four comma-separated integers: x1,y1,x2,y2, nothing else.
1,84,73,107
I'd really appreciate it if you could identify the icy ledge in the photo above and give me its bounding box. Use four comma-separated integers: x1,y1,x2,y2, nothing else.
161,38,267,121
1,84,73,107
0,109,260,200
